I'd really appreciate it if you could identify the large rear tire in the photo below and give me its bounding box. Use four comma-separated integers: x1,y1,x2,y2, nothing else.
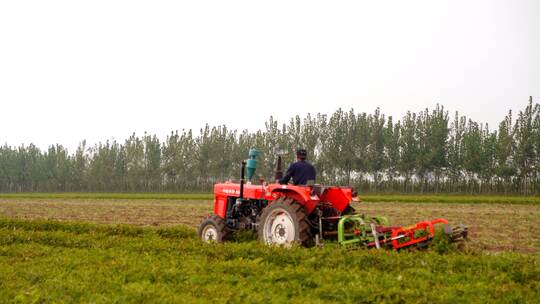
198,215,231,243
258,197,312,247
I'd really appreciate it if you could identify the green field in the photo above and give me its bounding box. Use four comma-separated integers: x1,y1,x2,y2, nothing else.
0,194,539,302
0,218,538,303
1,192,539,205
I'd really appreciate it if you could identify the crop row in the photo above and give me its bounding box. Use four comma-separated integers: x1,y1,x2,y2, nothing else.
0,218,538,303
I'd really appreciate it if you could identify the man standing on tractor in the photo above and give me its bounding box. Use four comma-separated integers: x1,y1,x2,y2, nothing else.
279,148,316,185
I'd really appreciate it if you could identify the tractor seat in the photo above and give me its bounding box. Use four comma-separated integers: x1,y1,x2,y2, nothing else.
310,184,324,197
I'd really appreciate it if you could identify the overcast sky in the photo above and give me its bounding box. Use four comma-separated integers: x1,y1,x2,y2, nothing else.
1,1,538,152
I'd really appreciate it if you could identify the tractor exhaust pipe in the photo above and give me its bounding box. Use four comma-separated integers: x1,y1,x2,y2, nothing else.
239,160,246,200
274,155,283,181
234,161,247,216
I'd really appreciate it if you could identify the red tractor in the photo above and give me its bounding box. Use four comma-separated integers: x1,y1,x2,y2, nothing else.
198,149,467,248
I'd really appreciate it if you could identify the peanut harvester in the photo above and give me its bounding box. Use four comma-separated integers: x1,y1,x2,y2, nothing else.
198,149,467,249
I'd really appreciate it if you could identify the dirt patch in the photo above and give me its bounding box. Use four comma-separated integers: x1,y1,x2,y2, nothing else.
0,199,211,227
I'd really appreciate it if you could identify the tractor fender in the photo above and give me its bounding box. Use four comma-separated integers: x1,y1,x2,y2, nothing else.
268,186,318,214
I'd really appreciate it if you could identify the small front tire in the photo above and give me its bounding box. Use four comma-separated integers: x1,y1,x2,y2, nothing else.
198,215,231,243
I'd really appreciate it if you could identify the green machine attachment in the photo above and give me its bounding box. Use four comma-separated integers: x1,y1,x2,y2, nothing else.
238,148,259,202
337,215,389,248
246,148,258,181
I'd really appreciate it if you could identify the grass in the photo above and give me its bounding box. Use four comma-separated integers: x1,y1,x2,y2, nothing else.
1,192,539,205
0,218,538,303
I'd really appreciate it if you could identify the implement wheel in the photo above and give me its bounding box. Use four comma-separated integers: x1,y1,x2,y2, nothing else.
258,196,312,247
198,215,231,243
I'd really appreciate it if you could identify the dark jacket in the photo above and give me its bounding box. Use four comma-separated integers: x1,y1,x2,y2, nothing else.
279,160,316,185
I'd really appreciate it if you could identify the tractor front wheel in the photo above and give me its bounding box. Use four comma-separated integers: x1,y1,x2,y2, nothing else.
258,197,312,247
198,215,231,243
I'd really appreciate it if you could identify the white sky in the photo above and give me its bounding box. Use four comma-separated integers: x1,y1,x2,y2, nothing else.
1,1,539,152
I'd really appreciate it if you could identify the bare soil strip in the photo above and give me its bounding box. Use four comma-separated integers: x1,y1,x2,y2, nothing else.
0,198,538,253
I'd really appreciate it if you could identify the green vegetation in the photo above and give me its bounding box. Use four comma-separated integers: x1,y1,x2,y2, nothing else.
0,218,538,303
1,192,540,205
1,99,539,194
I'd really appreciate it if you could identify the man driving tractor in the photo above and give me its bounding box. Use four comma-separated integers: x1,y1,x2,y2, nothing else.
279,148,316,186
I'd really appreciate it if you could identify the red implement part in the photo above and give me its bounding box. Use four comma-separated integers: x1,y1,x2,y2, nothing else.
390,218,448,250
319,187,352,213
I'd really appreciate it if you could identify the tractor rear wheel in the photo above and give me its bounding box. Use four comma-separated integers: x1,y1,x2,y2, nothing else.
198,215,231,243
258,197,312,247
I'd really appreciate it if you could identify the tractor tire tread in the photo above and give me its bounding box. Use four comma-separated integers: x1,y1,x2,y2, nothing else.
198,215,232,243
259,196,313,247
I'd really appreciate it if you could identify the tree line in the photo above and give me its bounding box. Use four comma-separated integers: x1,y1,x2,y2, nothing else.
0,98,538,194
